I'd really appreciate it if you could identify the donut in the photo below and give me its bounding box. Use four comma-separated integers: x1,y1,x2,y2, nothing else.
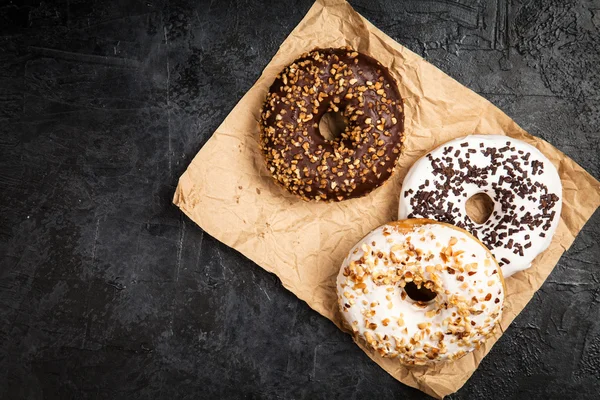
337,219,505,365
398,135,562,277
259,47,405,202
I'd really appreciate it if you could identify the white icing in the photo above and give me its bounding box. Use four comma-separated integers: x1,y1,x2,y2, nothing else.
337,221,504,365
398,135,563,277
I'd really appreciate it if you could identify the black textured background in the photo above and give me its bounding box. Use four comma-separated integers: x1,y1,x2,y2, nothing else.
1,0,599,399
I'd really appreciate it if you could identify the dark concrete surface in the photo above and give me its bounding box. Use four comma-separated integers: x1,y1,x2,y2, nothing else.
1,0,599,399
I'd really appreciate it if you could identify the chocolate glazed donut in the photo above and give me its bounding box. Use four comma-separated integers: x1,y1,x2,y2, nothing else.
259,47,405,202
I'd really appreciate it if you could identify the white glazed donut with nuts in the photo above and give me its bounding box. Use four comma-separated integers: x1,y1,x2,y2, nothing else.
337,219,505,365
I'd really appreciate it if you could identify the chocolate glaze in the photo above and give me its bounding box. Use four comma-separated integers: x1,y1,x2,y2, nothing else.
260,47,405,202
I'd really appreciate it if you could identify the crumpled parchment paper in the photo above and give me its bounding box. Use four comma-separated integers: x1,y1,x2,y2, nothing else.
173,0,600,397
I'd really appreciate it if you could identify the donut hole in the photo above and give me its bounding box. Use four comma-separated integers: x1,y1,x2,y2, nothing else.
404,282,437,302
318,111,347,141
466,193,495,224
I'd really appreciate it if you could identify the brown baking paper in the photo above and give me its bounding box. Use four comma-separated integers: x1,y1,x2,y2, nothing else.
173,0,600,397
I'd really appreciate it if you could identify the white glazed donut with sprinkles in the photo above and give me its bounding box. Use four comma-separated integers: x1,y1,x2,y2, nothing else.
337,219,505,365
399,135,562,277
